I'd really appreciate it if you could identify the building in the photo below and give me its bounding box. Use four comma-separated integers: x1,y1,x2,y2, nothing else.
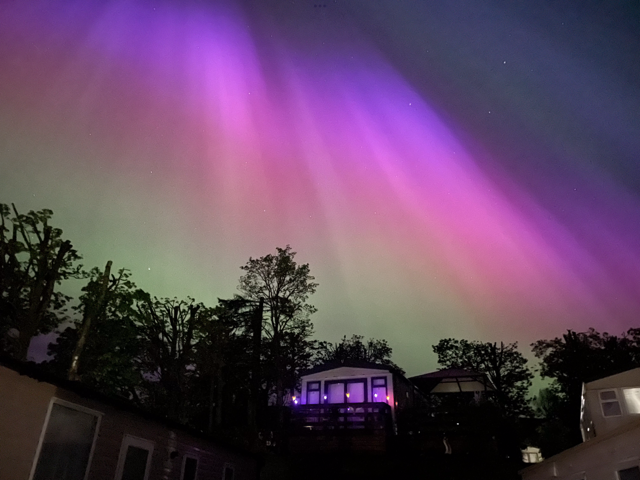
0,356,259,480
409,367,495,396
522,368,640,480
289,360,424,452
395,368,500,455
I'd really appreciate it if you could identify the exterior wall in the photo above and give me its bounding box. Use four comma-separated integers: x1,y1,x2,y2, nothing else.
584,387,630,437
522,418,640,480
55,388,256,480
581,368,640,439
300,367,394,410
0,366,55,480
588,368,640,390
0,365,257,480
527,369,640,480
299,367,401,431
392,375,420,412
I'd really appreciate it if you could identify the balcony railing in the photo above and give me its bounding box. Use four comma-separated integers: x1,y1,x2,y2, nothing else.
290,402,392,432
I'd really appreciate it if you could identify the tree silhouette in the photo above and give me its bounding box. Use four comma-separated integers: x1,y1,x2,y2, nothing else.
433,338,533,417
238,245,318,410
0,204,82,359
315,334,404,373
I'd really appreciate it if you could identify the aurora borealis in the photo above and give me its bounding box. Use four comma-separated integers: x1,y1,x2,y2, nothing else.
1,0,639,375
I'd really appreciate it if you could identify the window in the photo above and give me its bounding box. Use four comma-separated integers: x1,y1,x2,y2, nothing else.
325,380,367,403
346,381,365,403
327,382,345,404
181,456,198,480
600,390,622,417
222,463,235,480
307,381,320,405
115,435,154,480
31,399,101,480
371,377,387,403
618,466,640,480
623,388,640,414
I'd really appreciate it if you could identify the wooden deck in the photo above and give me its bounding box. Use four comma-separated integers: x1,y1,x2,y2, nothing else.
288,403,393,452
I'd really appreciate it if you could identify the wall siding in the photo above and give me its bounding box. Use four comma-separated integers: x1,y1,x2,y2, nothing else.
0,366,257,480
0,367,55,480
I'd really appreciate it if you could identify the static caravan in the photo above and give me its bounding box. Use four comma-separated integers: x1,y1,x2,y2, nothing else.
0,356,258,480
523,368,640,480
289,360,423,452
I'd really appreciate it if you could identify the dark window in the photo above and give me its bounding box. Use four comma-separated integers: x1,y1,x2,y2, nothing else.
223,464,235,480
619,467,640,480
181,456,198,480
32,401,100,480
121,446,149,480
116,436,153,480
600,390,622,417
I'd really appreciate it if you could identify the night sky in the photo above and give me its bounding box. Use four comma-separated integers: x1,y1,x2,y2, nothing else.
1,0,639,377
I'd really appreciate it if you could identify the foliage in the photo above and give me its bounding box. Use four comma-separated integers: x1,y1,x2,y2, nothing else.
190,297,255,431
531,328,640,452
532,328,640,398
315,334,404,374
46,267,143,400
433,338,533,417
527,385,576,457
132,293,210,421
238,245,318,407
0,204,82,359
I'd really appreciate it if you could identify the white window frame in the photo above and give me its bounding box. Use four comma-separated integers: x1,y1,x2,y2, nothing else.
114,435,155,480
180,454,199,480
222,462,235,480
29,397,102,480
600,389,623,417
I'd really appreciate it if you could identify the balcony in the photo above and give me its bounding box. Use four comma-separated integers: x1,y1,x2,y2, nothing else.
291,402,392,432
289,403,393,453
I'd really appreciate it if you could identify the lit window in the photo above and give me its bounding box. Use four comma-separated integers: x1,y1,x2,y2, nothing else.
372,377,387,403
325,380,367,403
307,381,321,404
346,381,365,403
623,388,640,414
327,382,345,404
600,390,622,417
32,400,101,480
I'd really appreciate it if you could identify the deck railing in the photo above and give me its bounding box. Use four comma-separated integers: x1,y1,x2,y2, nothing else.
290,402,392,432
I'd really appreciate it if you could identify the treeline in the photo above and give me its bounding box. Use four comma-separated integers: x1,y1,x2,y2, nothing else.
2,204,640,456
0,204,396,440
431,331,640,456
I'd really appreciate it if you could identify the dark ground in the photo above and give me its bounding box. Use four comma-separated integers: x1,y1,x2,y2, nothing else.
260,451,524,480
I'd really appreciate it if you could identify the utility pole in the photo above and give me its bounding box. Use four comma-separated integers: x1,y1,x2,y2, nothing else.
248,298,263,433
